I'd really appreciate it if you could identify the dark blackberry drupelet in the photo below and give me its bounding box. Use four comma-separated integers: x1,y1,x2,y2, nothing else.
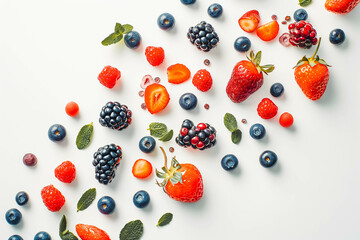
187,21,219,52
92,144,122,185
99,101,132,131
175,119,216,150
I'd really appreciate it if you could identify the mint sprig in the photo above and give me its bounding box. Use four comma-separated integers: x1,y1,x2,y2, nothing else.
102,23,133,46
224,113,242,144
59,215,78,240
148,123,173,142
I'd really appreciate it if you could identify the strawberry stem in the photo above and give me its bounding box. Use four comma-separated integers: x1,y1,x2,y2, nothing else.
310,37,322,60
160,146,169,172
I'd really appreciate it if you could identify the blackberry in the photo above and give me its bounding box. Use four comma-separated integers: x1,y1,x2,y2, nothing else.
175,119,216,150
99,101,132,131
92,144,122,185
187,21,219,52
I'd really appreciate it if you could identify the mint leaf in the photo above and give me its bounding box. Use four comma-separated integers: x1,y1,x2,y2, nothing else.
157,213,173,227
119,220,143,240
231,129,242,144
76,122,93,150
77,188,96,212
159,130,173,142
224,113,238,132
102,32,123,46
122,24,133,34
62,232,78,240
299,0,312,7
59,215,78,240
148,122,168,138
115,23,124,34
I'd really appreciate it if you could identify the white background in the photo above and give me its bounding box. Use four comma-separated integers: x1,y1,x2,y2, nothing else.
1,0,360,239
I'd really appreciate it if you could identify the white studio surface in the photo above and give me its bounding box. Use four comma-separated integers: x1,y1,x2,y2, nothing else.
1,0,360,239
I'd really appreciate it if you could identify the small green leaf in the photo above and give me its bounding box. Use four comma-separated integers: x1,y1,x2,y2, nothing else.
102,32,123,46
76,123,94,150
59,215,67,237
231,129,242,144
148,122,168,138
77,188,96,212
157,213,173,227
62,232,78,240
122,24,133,34
254,51,262,66
119,220,144,240
115,23,124,34
299,0,312,7
224,113,238,132
159,130,173,142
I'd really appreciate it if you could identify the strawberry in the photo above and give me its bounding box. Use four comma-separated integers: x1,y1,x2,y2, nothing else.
156,147,203,202
192,69,212,92
144,83,170,114
132,159,153,179
256,21,279,41
76,224,110,240
238,10,260,33
325,0,360,14
257,98,278,119
226,51,274,103
167,64,191,84
145,46,165,66
294,38,330,100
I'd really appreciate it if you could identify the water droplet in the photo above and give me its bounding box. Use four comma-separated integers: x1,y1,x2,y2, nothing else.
154,77,161,83
281,21,287,25
141,103,147,110
271,15,277,21
241,119,247,124
204,104,210,110
140,75,154,89
285,16,291,21
138,91,144,97
169,147,174,153
204,59,210,66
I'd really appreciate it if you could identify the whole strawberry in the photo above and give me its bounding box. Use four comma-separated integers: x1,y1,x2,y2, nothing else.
76,224,110,240
41,185,65,212
156,147,203,202
325,0,360,14
294,38,330,101
226,51,274,103
55,161,76,183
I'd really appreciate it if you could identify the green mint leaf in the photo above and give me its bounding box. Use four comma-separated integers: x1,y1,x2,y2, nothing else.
115,23,124,34
77,188,96,212
62,232,78,240
299,0,312,7
59,215,67,237
101,32,123,46
224,113,238,132
231,129,242,144
119,220,144,240
157,213,173,227
159,130,173,142
76,122,94,150
148,122,168,138
122,24,133,34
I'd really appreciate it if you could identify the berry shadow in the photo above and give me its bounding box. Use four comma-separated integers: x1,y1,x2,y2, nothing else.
106,208,120,221
268,162,281,175
13,219,24,230
141,201,153,213
314,72,336,107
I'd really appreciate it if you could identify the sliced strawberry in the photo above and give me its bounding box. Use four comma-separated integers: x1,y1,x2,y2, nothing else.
256,21,280,41
132,159,153,179
144,83,170,114
238,10,260,33
167,64,191,84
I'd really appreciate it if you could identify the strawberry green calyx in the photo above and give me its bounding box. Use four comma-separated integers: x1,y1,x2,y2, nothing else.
246,50,275,75
294,38,331,68
156,147,183,188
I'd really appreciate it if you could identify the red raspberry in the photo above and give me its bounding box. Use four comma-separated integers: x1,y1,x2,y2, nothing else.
41,185,65,212
257,98,278,119
192,69,213,92
55,161,76,183
145,46,165,66
98,65,121,88
279,112,294,127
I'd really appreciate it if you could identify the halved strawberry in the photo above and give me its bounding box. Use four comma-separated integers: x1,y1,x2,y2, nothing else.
167,64,191,84
238,10,260,33
132,159,153,179
256,21,279,41
144,83,170,114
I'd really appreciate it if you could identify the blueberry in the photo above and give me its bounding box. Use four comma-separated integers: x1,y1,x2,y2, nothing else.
139,136,156,153
234,37,251,52
124,31,141,49
221,154,238,171
208,3,223,18
97,196,116,214
249,124,266,140
34,232,51,240
157,13,175,30
259,150,278,168
180,0,196,4
133,190,150,208
9,235,23,240
5,208,22,225
270,83,284,97
15,191,29,206
48,124,66,142
329,29,345,45
293,9,308,22
179,93,197,110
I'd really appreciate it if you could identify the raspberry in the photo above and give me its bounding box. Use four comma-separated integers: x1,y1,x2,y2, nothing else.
41,185,65,212
65,101,79,117
54,161,76,183
257,98,278,119
192,69,212,92
279,112,294,127
145,46,165,66
98,66,121,88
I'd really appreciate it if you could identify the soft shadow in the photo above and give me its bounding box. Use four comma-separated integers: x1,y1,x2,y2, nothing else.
269,162,281,174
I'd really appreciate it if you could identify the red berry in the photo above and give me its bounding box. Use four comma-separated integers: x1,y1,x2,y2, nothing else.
54,161,76,183
180,127,188,136
76,224,111,240
132,159,153,179
196,141,204,149
98,65,121,89
191,136,199,145
288,21,318,49
145,46,165,66
192,69,213,92
257,98,278,119
65,101,79,117
279,112,294,127
288,23,295,30
23,153,37,166
41,185,65,212
209,134,215,141
197,123,207,130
